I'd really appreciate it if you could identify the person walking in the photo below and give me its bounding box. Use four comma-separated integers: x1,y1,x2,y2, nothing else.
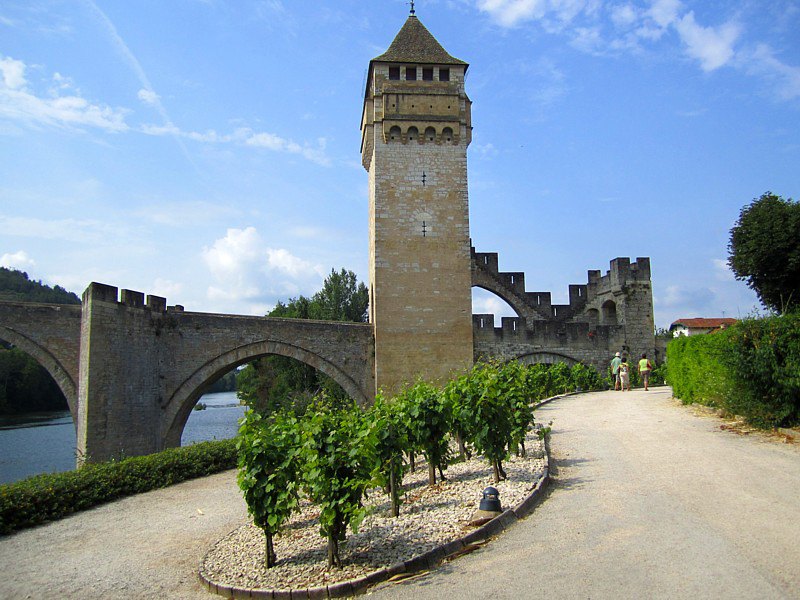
610,352,622,391
638,353,653,391
619,355,631,391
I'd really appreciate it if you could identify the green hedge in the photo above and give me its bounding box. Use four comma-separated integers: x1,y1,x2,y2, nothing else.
0,439,237,536
666,313,800,429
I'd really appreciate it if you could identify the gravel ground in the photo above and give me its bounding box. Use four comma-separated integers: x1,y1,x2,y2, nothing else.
201,433,546,591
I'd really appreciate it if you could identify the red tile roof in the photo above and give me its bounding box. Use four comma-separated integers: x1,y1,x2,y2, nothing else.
670,318,738,329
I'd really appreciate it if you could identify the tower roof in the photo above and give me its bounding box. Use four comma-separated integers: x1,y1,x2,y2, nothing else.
372,15,467,68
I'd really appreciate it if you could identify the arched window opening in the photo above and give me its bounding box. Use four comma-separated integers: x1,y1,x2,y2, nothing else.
443,127,453,143
425,127,436,142
389,126,401,142
407,126,418,142
586,308,599,326
602,300,618,325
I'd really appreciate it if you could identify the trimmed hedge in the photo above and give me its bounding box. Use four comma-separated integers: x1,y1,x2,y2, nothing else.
0,439,237,535
666,312,800,429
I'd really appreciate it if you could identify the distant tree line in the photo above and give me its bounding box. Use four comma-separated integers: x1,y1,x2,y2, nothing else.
0,268,75,414
0,267,80,305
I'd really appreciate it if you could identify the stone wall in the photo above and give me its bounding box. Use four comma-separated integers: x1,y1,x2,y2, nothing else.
0,301,81,413
472,251,657,372
364,61,474,395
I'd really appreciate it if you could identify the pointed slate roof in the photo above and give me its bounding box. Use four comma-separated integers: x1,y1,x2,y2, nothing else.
372,15,467,68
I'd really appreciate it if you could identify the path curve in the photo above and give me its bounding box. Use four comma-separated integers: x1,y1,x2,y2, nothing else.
370,388,800,599
3,389,799,599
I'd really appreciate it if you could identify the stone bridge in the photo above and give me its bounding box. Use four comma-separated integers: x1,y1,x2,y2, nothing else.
471,247,657,373
0,282,374,465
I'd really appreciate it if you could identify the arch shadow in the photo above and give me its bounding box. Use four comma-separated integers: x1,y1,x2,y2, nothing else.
0,325,77,420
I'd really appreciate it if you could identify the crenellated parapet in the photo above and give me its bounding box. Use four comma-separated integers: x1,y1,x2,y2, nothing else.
471,248,656,372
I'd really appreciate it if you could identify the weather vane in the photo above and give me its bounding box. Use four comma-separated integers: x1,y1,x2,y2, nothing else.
409,1,415,16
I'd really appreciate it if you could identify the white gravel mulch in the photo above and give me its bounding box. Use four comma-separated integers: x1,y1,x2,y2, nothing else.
200,433,546,591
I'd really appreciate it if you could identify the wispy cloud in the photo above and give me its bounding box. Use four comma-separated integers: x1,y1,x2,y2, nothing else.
0,55,129,132
475,0,797,99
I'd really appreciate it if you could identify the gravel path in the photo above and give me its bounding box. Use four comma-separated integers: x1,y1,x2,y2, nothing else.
370,388,800,599
4,388,799,599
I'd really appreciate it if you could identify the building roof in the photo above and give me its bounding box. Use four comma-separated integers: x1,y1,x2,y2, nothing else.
670,318,738,330
372,15,467,67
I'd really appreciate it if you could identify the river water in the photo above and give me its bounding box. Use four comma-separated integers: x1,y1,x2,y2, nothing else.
0,391,245,485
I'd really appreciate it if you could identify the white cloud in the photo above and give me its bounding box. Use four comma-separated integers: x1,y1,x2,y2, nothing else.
675,11,741,71
478,0,548,27
0,55,129,132
202,227,325,313
0,250,36,269
745,44,800,101
647,0,682,29
610,4,638,28
0,56,26,89
140,124,332,166
137,88,159,105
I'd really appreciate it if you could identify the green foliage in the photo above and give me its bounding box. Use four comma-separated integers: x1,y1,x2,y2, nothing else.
367,394,408,517
569,362,605,392
667,314,800,428
0,440,237,535
0,347,68,414
236,268,367,416
448,362,515,483
666,332,733,406
721,313,800,428
728,192,800,313
300,396,374,568
0,267,81,305
237,411,302,567
396,380,451,485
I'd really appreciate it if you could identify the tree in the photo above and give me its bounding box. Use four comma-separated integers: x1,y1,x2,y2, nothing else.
236,268,369,416
728,192,800,313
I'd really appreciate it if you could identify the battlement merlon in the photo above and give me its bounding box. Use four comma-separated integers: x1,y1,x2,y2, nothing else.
82,282,167,313
588,257,652,295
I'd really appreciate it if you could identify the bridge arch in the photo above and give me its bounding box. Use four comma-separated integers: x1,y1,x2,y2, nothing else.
0,325,77,418
471,283,524,320
513,351,580,367
162,338,369,448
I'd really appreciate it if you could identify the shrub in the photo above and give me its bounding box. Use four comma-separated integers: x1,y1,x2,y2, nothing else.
237,411,302,567
0,439,237,535
721,313,800,428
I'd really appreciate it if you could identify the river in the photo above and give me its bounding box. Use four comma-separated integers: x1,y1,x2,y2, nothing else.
0,391,245,485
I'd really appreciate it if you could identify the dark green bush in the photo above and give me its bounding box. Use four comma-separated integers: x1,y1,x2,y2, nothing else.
666,313,800,429
0,439,237,535
721,313,800,428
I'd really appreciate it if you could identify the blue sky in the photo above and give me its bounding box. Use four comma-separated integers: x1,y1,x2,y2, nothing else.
1,0,797,329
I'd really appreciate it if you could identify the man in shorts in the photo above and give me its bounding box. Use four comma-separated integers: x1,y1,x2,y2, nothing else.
610,352,622,390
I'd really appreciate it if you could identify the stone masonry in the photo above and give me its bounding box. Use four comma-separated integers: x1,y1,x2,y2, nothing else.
0,11,657,465
74,282,374,464
362,14,474,395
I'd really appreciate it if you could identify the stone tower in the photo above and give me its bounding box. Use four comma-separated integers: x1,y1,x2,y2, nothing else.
361,11,473,395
